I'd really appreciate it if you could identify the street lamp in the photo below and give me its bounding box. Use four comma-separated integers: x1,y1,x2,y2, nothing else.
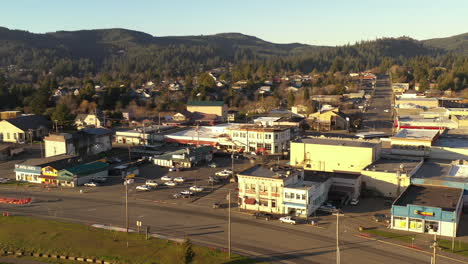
333,210,344,264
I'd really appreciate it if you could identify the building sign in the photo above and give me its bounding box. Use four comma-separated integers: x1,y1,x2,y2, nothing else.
42,166,58,177
14,164,41,174
414,210,434,217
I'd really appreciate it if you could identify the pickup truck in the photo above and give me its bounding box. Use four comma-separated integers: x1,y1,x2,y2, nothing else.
279,216,297,225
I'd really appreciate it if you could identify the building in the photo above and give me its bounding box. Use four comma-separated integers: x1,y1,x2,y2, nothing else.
0,115,50,143
44,128,113,158
307,108,348,131
75,113,104,129
452,115,468,128
391,185,463,237
283,177,332,217
115,126,176,145
58,162,109,187
390,129,440,157
0,111,21,120
186,101,228,122
237,165,302,214
395,95,439,109
220,124,291,154
395,116,458,131
152,146,215,168
290,137,381,173
15,155,76,184
430,131,468,160
361,158,423,198
164,124,232,146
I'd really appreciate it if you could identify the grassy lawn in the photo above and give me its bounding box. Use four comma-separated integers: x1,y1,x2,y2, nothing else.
0,216,261,264
363,228,468,257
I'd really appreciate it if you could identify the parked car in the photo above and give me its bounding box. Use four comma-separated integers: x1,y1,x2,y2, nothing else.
189,186,204,192
84,182,99,187
145,180,158,187
212,202,221,209
173,193,182,199
169,166,180,172
253,212,273,221
164,181,177,187
208,163,217,168
0,178,11,183
180,190,193,196
318,203,336,213
384,109,390,113
208,176,220,183
279,216,297,225
174,177,185,183
215,169,233,177
92,177,107,183
350,199,359,206
373,213,390,223
136,185,152,191
161,175,172,181
107,157,122,164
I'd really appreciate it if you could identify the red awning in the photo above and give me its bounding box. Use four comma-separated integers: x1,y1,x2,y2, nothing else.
244,198,256,205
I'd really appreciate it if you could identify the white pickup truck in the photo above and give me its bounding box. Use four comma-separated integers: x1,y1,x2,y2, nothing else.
279,216,297,225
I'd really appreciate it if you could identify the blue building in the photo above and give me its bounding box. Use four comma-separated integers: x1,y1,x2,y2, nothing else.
391,184,463,237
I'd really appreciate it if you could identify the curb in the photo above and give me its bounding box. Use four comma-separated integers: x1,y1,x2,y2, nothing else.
1,249,112,264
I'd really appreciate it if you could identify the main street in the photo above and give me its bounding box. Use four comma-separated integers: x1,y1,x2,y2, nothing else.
0,187,462,264
360,76,394,134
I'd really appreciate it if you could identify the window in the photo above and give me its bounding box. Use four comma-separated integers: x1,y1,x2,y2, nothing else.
6,133,10,139
409,218,423,231
250,184,256,191
257,143,264,148
259,185,267,192
275,134,278,139
265,144,272,151
272,200,276,208
296,194,301,200
13,133,17,139
393,216,407,229
271,186,278,193
246,184,250,190
257,133,262,139
274,145,278,153
259,199,268,207
301,194,306,200
265,134,272,139
285,192,290,199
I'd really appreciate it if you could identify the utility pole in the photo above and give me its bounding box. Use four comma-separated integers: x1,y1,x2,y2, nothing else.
125,181,129,233
333,210,344,264
228,190,231,259
431,233,438,264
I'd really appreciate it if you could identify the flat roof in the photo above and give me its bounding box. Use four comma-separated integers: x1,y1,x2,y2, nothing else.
413,160,468,183
393,129,439,140
227,124,291,132
434,137,468,149
364,158,421,173
394,185,462,211
238,165,299,179
297,137,378,148
304,170,361,180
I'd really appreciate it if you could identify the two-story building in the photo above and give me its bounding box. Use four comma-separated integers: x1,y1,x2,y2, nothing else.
237,165,302,214
283,176,332,217
0,115,50,143
186,101,228,122
221,124,291,154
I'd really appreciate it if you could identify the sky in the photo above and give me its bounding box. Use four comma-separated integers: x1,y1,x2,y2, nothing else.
1,0,467,46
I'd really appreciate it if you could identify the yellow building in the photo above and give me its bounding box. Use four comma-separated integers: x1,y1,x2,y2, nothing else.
291,137,381,173
237,165,302,214
186,101,227,121
452,115,468,128
361,158,423,198
307,108,348,131
0,115,50,143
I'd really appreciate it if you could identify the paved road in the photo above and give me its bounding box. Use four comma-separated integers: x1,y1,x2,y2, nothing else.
360,77,394,134
0,188,463,264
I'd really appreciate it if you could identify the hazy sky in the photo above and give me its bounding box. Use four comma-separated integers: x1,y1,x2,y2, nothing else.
1,0,467,46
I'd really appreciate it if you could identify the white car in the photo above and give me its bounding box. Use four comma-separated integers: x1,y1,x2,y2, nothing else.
350,199,359,206
208,163,217,168
180,190,194,196
189,186,204,192
145,180,158,187
136,185,152,191
164,181,177,187
84,182,99,187
0,178,11,183
174,177,185,183
215,169,233,177
161,175,172,181
169,167,180,172
279,216,297,225
384,109,390,113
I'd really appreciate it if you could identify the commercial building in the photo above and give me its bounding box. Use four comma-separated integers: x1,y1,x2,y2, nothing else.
430,131,468,160
361,158,423,198
152,146,215,168
164,124,232,146
14,155,108,186
391,184,463,237
115,126,177,145
44,128,113,158
237,165,302,214
283,176,332,217
186,101,228,122
220,124,291,154
394,116,458,130
290,137,381,173
390,129,440,156
0,115,50,143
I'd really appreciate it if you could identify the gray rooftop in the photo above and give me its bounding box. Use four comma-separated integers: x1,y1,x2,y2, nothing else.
239,165,299,179
364,158,421,173
394,185,462,211
297,137,378,148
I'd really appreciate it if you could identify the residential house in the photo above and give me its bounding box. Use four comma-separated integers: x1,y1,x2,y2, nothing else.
0,115,50,143
44,128,114,158
75,113,104,129
307,108,348,131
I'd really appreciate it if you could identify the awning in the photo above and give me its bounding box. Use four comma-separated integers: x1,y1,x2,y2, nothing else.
244,198,256,205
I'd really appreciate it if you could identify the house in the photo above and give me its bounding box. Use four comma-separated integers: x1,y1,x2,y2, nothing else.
152,146,215,168
0,111,21,120
290,136,381,173
307,108,348,131
75,113,104,129
186,101,228,122
173,110,192,123
44,128,114,158
0,115,50,143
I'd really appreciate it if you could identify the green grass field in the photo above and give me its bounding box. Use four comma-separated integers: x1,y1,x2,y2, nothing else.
0,216,261,264
363,228,468,257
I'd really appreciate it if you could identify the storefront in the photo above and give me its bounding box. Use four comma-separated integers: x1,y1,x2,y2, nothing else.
391,185,463,237
14,164,42,183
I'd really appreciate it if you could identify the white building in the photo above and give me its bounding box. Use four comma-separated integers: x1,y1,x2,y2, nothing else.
283,178,332,217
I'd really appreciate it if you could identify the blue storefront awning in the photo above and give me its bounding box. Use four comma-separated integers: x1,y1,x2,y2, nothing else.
283,202,307,209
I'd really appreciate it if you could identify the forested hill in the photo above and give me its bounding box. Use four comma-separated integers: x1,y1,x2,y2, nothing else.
423,32,468,55
0,27,466,76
